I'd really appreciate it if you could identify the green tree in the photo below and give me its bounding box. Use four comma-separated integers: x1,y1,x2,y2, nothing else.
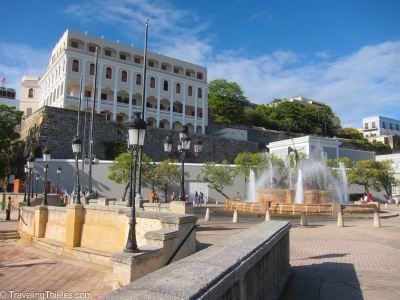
208,79,250,123
375,160,398,196
233,152,266,178
154,159,188,202
0,105,24,188
326,157,354,178
347,160,382,194
198,160,234,199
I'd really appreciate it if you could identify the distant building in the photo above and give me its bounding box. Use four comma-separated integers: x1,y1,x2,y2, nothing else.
0,78,19,108
20,76,41,117
375,153,400,196
362,116,400,138
23,29,208,133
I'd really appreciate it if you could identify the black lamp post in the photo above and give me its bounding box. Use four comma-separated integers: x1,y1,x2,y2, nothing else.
26,156,35,206
124,111,147,253
23,164,29,204
164,126,202,201
57,166,62,195
35,174,40,198
72,137,82,204
152,162,156,193
42,148,51,206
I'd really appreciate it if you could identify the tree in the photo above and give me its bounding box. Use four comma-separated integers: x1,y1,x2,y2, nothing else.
154,159,188,202
208,79,250,123
317,105,335,136
233,152,267,178
198,160,234,199
0,105,24,188
108,151,152,201
325,157,354,178
375,160,398,196
347,160,382,194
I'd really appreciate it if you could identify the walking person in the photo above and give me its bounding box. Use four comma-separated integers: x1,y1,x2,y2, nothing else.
5,196,12,220
196,193,201,207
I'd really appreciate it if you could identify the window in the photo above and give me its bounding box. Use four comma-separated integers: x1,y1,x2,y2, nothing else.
106,67,112,79
28,88,34,98
176,83,181,94
136,74,142,85
117,116,123,123
197,73,203,80
89,63,95,75
134,57,140,64
372,122,376,128
390,123,393,130
101,93,107,100
198,88,202,98
163,80,168,91
148,61,154,67
364,123,368,129
106,114,111,120
150,77,155,88
160,122,164,129
26,108,32,117
105,50,111,57
72,60,79,72
131,98,137,105
148,120,153,127
120,54,126,60
161,65,167,70
382,122,386,128
89,46,96,53
85,90,91,97
122,71,127,82
186,71,191,76
71,41,78,48
188,86,193,96
174,68,179,74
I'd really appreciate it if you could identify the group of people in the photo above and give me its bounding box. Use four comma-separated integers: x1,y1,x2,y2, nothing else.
149,191,160,203
194,191,204,207
388,195,399,205
362,193,373,202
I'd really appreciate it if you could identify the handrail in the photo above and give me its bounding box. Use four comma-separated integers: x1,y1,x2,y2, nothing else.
165,224,196,266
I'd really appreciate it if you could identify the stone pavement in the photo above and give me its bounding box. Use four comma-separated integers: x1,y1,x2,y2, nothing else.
1,204,400,299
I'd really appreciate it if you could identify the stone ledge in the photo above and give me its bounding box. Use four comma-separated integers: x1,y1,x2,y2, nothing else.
144,229,179,241
112,246,164,265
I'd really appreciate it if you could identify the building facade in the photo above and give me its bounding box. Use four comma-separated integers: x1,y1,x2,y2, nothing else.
19,76,41,117
362,116,400,138
0,85,19,108
31,29,208,133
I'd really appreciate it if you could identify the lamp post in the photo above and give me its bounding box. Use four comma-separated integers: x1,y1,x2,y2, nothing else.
57,166,62,195
152,162,156,193
35,174,40,198
164,126,202,201
124,112,147,253
26,156,35,206
23,164,29,204
72,137,82,204
42,148,51,206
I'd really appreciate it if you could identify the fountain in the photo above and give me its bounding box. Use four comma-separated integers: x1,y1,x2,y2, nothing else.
224,148,378,216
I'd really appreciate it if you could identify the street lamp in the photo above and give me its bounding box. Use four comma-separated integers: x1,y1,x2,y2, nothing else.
27,156,35,207
164,126,202,201
72,136,82,204
124,111,147,253
35,174,40,198
57,166,62,195
42,148,51,206
23,164,29,204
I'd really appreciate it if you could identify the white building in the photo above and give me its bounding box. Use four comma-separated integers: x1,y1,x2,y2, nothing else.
362,116,400,138
27,29,208,133
0,85,19,108
19,76,41,117
376,153,400,196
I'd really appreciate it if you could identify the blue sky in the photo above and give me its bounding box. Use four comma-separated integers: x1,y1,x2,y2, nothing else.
1,0,399,129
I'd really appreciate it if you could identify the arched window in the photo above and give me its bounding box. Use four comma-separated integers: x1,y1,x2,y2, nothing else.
136,74,142,85
122,71,127,82
188,86,193,97
28,88,34,98
89,63,95,75
106,67,112,79
198,88,202,98
176,83,181,94
72,60,79,72
163,80,168,91
150,77,155,88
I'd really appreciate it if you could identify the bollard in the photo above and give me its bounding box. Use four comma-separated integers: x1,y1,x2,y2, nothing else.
216,200,219,205
337,212,344,227
300,212,307,226
232,209,239,223
265,210,271,221
373,212,381,228
384,203,388,209
205,208,211,221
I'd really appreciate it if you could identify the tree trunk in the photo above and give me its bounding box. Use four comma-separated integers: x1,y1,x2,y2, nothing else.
121,183,129,201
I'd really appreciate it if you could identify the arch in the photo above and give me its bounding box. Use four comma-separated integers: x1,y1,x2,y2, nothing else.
136,74,142,85
198,88,202,98
150,77,156,88
106,67,112,79
90,63,95,75
163,80,168,91
122,70,127,82
28,88,34,98
188,86,193,97
176,83,181,94
72,59,79,72
160,98,170,111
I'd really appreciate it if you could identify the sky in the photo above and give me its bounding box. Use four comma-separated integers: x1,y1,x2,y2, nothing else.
1,0,399,129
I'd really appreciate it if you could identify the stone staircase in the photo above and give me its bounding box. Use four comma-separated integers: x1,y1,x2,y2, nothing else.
0,230,20,240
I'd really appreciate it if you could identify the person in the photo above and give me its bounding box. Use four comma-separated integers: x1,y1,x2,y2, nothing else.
200,192,204,204
184,191,189,201
388,195,394,204
235,192,241,200
170,191,176,201
363,193,368,202
6,196,12,220
154,192,159,203
149,191,155,203
94,190,99,198
395,195,399,206
196,193,202,207
195,191,198,201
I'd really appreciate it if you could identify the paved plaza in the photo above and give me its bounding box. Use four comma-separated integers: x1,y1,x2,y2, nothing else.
1,204,399,299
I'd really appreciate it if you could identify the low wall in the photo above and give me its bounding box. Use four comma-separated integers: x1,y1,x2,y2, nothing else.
101,220,291,300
